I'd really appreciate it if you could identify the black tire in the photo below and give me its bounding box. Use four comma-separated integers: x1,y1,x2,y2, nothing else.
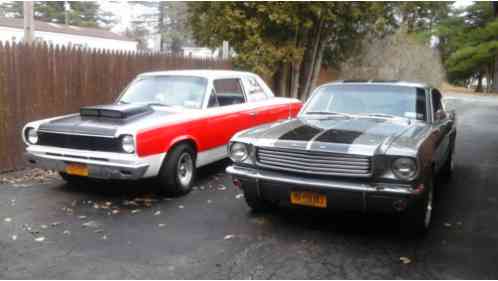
157,143,196,196
440,146,454,180
400,176,434,236
243,188,273,212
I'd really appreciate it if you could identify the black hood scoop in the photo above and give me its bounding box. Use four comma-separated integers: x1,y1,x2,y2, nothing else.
80,104,153,119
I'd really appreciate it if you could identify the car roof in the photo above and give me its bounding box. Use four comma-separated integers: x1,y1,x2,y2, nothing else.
138,69,256,79
324,80,431,89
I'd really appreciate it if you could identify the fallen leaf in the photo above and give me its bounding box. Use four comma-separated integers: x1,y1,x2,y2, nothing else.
123,200,138,206
153,210,161,216
399,256,411,264
35,237,45,242
235,193,244,199
82,221,100,228
224,234,235,240
4,217,12,223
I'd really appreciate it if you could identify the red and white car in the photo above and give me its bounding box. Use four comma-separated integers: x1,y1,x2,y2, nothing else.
23,70,302,195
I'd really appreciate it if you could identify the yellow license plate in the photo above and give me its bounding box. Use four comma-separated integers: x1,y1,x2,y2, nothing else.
290,191,327,208
65,163,89,176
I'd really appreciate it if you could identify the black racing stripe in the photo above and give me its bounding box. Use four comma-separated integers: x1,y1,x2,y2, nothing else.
314,118,386,144
314,129,363,144
278,125,323,142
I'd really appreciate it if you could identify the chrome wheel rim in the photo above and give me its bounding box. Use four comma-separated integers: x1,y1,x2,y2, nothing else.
424,188,433,228
177,152,193,187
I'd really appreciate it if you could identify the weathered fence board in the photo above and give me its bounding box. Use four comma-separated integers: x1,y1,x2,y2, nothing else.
0,42,231,172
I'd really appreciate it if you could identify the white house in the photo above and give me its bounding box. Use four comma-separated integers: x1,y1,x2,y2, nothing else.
0,17,137,51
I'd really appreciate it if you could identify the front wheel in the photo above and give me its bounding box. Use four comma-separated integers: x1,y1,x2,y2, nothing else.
440,146,455,180
157,143,196,196
243,188,274,213
401,177,434,236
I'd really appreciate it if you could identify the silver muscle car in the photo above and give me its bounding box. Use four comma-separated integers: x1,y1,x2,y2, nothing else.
227,81,456,234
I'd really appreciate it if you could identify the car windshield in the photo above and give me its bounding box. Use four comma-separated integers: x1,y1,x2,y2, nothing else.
119,76,208,109
303,84,427,121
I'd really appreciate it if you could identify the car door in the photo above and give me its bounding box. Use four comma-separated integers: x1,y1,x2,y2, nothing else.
431,88,451,171
201,78,253,151
242,75,291,125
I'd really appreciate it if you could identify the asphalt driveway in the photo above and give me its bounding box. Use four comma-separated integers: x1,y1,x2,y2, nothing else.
1,93,497,279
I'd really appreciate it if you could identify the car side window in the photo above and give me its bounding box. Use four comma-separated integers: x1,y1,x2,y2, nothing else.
207,90,220,108
212,78,245,106
245,76,268,102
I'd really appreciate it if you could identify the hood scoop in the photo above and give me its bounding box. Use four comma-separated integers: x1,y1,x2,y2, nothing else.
80,104,153,119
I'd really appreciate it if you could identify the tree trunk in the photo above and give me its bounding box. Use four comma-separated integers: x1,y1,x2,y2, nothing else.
274,63,290,97
301,17,324,99
158,2,166,52
493,56,498,92
290,62,301,99
305,40,326,100
476,73,483,92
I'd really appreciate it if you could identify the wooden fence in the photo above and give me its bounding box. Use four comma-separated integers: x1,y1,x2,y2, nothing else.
0,42,231,172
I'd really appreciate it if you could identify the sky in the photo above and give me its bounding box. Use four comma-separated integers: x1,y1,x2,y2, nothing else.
100,0,475,34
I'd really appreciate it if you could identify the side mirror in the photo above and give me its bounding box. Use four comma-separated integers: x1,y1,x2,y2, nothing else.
435,109,447,121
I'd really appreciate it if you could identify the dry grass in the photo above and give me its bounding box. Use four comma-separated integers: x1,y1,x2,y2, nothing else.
339,29,445,88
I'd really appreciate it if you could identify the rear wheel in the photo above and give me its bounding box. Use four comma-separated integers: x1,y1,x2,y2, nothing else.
401,176,434,236
157,143,196,196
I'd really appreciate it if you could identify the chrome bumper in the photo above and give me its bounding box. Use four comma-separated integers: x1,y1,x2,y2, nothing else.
226,165,420,195
25,145,149,180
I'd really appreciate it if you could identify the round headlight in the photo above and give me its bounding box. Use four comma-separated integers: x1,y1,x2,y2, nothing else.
392,157,417,180
26,128,38,144
121,135,135,153
229,142,248,162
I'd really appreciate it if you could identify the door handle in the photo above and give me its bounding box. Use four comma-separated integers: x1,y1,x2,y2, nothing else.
249,111,258,117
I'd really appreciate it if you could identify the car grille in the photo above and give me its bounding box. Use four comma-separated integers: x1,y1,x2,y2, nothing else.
256,147,372,177
37,131,122,153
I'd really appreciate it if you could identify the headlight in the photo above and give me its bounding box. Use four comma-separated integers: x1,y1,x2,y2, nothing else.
229,142,248,162
121,135,135,153
26,127,38,144
392,157,417,180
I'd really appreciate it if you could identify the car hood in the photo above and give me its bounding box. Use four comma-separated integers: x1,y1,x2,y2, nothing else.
240,117,428,156
38,104,178,137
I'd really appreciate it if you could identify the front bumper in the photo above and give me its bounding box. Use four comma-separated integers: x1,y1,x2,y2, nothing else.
226,165,425,213
25,145,149,180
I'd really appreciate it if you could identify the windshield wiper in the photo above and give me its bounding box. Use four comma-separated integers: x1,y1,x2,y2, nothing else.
306,111,353,117
146,102,170,107
359,113,403,119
